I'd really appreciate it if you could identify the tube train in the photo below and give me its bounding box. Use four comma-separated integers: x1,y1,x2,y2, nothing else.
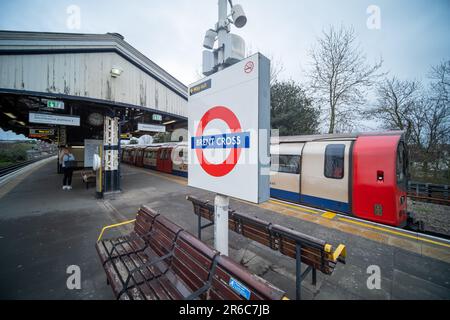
121,131,409,227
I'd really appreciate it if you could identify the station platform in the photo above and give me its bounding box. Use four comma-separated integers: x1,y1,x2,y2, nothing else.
0,159,449,300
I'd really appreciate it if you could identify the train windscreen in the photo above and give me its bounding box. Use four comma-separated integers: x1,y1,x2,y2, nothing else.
396,142,407,189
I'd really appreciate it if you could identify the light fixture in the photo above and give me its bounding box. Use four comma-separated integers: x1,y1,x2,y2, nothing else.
110,67,123,78
17,121,26,126
3,112,16,119
231,4,247,28
163,120,176,125
203,29,217,50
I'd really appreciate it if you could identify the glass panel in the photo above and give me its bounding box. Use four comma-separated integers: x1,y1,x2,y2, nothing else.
324,144,345,179
397,142,407,187
271,155,300,174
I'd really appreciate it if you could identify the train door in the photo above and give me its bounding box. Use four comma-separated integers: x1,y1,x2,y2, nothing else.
270,143,303,202
156,148,165,172
157,147,173,174
301,141,353,213
136,148,144,167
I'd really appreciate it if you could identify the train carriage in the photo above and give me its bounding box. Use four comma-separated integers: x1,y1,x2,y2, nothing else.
120,131,408,228
270,132,408,227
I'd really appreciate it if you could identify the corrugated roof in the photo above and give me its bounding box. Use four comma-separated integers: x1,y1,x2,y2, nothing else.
0,30,188,99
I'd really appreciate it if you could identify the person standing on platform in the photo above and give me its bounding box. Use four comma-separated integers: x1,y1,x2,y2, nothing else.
61,146,76,190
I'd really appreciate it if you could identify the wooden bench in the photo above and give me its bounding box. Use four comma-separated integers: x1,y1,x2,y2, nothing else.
81,170,96,189
186,195,347,300
96,206,287,300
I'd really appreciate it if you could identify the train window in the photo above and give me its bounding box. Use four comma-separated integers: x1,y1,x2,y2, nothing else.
324,144,345,179
271,155,300,174
397,142,407,188
163,149,170,160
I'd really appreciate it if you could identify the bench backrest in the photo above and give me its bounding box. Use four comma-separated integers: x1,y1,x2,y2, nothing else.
229,213,274,249
144,215,183,257
171,231,219,296
208,255,286,300
134,206,159,237
271,224,333,274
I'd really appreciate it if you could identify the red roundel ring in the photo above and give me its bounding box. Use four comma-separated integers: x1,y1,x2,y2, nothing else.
195,106,243,177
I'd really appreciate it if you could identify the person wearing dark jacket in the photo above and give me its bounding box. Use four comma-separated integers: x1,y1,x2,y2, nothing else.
61,147,75,190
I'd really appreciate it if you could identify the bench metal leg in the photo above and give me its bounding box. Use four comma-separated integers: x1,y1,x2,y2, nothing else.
296,243,301,300
198,213,202,240
312,268,317,286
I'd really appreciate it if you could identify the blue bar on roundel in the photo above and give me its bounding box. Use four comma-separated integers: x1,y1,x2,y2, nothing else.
191,132,251,150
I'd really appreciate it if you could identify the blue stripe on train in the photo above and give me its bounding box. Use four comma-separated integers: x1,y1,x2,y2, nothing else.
270,188,350,214
143,165,157,170
172,170,188,178
270,188,300,202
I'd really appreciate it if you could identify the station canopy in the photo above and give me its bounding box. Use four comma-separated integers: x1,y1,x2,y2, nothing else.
0,31,188,144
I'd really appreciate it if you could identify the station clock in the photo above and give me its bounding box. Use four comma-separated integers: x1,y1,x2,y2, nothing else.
88,113,104,127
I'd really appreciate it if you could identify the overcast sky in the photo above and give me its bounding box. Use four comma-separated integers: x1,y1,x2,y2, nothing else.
0,0,449,137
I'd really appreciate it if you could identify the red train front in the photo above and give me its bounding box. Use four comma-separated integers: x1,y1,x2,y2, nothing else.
352,134,408,227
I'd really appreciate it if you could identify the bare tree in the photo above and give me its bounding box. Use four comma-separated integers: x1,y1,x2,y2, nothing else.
307,25,384,133
369,61,450,182
367,77,421,142
269,56,285,85
429,60,450,104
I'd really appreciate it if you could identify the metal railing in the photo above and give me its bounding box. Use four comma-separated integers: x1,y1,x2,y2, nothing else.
408,181,450,206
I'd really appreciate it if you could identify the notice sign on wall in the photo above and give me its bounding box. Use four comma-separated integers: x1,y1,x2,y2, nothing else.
188,53,271,204
84,139,103,168
29,112,80,127
138,123,166,133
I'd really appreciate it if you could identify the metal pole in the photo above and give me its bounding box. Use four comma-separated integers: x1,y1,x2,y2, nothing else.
217,0,228,71
213,0,231,256
214,193,229,256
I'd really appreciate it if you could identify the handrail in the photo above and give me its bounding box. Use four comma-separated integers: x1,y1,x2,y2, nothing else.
97,219,136,242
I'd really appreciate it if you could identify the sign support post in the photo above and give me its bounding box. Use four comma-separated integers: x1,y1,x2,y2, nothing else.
213,0,231,256
214,193,229,256
189,0,269,258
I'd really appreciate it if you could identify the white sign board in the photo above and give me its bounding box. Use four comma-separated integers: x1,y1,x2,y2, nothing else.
188,53,271,204
29,112,80,127
138,123,166,133
84,139,103,168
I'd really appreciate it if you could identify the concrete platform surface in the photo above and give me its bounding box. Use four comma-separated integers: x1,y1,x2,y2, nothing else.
0,160,449,300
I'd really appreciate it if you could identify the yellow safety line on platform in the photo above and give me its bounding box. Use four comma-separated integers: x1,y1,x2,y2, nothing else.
269,200,321,215
322,212,337,219
338,217,450,249
97,219,136,242
269,197,450,249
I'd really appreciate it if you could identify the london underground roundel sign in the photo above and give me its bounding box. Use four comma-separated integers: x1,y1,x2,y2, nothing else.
188,53,271,204
192,106,249,177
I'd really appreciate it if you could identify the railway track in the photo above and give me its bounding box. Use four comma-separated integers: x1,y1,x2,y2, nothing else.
0,155,54,179
408,194,450,206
